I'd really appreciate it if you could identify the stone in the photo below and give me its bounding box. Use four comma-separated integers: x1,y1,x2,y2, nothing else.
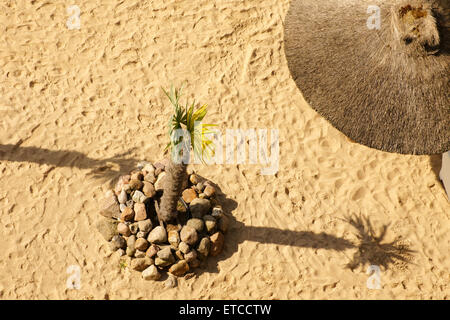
210,232,224,256
197,237,210,258
148,226,167,244
189,198,211,218
179,242,191,254
165,274,177,288
155,257,172,267
119,203,127,212
175,250,184,260
204,185,215,197
184,250,197,263
131,171,144,181
168,230,180,248
131,257,152,271
143,163,155,174
135,250,146,258
154,172,167,191
155,168,163,176
136,231,146,238
144,172,157,184
133,202,147,221
126,199,134,208
110,235,126,250
99,190,121,219
116,249,125,257
146,244,159,258
126,247,135,257
138,219,152,233
199,193,206,199
132,190,147,203
126,235,136,256
180,226,198,246
218,215,229,233
114,175,130,194
203,215,217,234
117,222,131,236
142,182,156,198
118,190,128,204
157,247,175,262
128,179,143,192
186,218,204,233
169,260,189,277
182,188,197,204
142,265,160,281
135,238,149,251
189,259,201,269
166,224,182,232
189,174,199,185
95,218,118,241
129,222,139,234
211,206,223,219
195,182,205,193
120,207,134,222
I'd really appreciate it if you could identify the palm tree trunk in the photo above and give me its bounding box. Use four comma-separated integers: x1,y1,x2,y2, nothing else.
159,159,187,223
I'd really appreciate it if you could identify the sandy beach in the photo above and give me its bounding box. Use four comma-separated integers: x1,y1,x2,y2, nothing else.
0,0,448,299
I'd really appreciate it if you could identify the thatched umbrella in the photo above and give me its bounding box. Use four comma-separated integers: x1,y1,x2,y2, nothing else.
284,0,449,154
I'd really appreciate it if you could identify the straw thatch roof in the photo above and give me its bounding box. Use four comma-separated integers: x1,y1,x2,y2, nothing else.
284,0,449,154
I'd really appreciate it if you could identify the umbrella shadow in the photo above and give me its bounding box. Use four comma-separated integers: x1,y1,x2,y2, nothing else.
343,215,414,271
0,143,140,185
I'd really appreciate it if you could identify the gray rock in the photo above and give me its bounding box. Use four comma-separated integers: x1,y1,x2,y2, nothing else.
211,206,223,219
189,198,211,218
155,257,173,267
179,241,191,254
138,219,152,233
157,247,175,263
99,190,121,219
148,226,167,244
95,218,118,241
197,237,210,258
184,250,197,263
110,235,126,250
142,265,160,281
118,190,128,204
180,226,198,246
132,190,147,203
186,218,204,233
126,199,134,208
203,215,217,234
131,257,153,271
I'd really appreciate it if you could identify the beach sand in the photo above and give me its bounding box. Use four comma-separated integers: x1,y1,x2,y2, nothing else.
0,0,448,299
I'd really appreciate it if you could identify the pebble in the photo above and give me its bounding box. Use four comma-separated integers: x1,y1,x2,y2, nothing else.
189,259,201,269
146,244,159,258
203,215,217,234
157,247,175,262
175,250,184,260
169,260,189,277
117,249,125,257
204,185,215,197
155,257,172,267
126,235,136,256
168,230,180,248
95,218,118,241
128,179,143,192
133,202,147,221
218,215,229,233
129,222,139,234
182,188,197,204
135,238,149,251
184,250,197,263
119,203,127,212
99,190,121,219
110,235,126,251
195,182,205,193
142,182,156,198
114,175,131,194
142,265,160,281
199,193,206,199
179,241,191,254
135,250,146,258
117,222,131,236
144,172,156,184
131,257,153,271
166,224,182,232
138,219,152,233
165,274,177,288
197,237,210,258
120,207,135,222
189,198,211,218
186,218,204,233
131,171,144,181
132,190,147,204
118,190,128,204
148,226,167,244
154,172,167,191
211,206,223,219
136,231,147,239
210,232,225,256
143,163,155,174
189,174,199,185
180,226,198,246
126,199,134,208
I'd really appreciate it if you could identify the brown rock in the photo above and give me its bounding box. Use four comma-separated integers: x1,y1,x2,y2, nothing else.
131,257,153,271
189,174,199,185
210,232,224,256
128,179,143,191
114,175,131,194
154,172,167,191
120,207,135,222
133,202,147,221
182,188,197,204
135,238,149,251
184,250,197,263
169,260,189,277
146,244,160,258
142,182,156,198
166,224,182,232
99,191,121,219
144,172,156,184
175,250,184,260
117,222,131,236
168,230,180,248
204,185,216,197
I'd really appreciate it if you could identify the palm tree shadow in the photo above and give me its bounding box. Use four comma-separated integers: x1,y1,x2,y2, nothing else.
430,154,444,188
343,215,414,271
0,143,139,186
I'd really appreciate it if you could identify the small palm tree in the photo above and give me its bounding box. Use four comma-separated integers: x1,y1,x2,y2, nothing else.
158,85,216,223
